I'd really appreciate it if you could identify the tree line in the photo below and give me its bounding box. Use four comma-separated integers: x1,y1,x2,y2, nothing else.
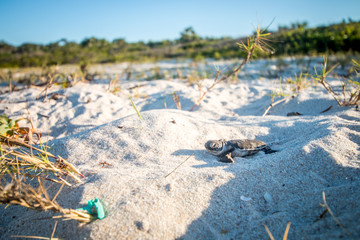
0,20,359,68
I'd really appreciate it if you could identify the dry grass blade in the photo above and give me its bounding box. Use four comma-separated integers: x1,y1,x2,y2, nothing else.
320,192,351,237
0,174,92,223
262,95,296,116
0,135,56,158
264,222,291,240
11,151,60,172
264,225,275,240
165,155,193,178
0,176,63,212
0,135,84,185
10,235,62,240
36,73,55,101
172,91,181,110
283,222,291,240
56,156,85,179
55,209,93,223
51,220,58,239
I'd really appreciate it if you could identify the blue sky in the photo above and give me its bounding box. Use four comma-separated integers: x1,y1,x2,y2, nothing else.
1,0,359,46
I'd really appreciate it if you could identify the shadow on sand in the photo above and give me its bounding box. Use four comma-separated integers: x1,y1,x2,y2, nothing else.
178,117,360,239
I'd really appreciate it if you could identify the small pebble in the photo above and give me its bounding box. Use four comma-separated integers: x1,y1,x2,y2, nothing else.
264,192,273,203
135,220,149,232
240,195,252,202
164,183,171,192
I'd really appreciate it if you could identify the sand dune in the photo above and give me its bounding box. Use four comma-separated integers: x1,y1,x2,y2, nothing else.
1,59,359,239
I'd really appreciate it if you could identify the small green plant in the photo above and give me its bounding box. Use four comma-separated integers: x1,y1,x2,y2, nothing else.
263,79,296,116
189,25,273,111
0,115,41,144
54,73,72,89
0,114,22,137
186,62,210,86
153,66,163,80
312,57,360,107
268,90,290,104
286,72,312,93
176,68,184,80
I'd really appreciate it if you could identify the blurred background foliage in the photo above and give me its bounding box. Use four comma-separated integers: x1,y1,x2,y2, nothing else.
0,19,359,68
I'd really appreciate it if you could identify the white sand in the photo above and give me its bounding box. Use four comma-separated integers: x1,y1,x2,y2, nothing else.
1,59,360,239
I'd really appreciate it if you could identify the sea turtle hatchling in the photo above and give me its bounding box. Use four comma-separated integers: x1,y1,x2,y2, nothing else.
205,139,277,163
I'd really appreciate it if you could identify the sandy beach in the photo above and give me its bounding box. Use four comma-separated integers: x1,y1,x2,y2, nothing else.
0,58,359,239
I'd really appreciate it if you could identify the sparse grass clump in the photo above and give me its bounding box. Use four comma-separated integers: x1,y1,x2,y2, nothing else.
189,25,274,111
286,72,312,93
0,115,92,224
0,140,83,186
312,57,360,108
0,174,92,223
108,73,122,95
172,91,181,110
0,115,83,186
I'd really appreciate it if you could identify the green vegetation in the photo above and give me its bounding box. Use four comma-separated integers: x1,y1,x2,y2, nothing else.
129,96,144,120
190,25,273,111
312,57,360,107
275,20,360,55
0,20,359,68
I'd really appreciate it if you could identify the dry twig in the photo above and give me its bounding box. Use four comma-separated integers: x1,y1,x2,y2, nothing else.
262,95,297,116
165,155,193,178
189,26,273,111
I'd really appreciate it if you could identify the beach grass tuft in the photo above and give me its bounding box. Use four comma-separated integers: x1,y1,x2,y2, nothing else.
312,57,360,108
0,114,92,224
0,174,92,223
189,25,274,111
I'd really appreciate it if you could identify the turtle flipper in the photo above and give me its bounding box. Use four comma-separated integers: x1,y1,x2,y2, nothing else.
263,146,278,154
219,153,235,163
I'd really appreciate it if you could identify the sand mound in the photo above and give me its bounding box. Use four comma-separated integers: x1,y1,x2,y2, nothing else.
1,58,359,239
1,106,359,239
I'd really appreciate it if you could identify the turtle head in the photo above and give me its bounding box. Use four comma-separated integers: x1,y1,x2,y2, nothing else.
205,139,227,156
